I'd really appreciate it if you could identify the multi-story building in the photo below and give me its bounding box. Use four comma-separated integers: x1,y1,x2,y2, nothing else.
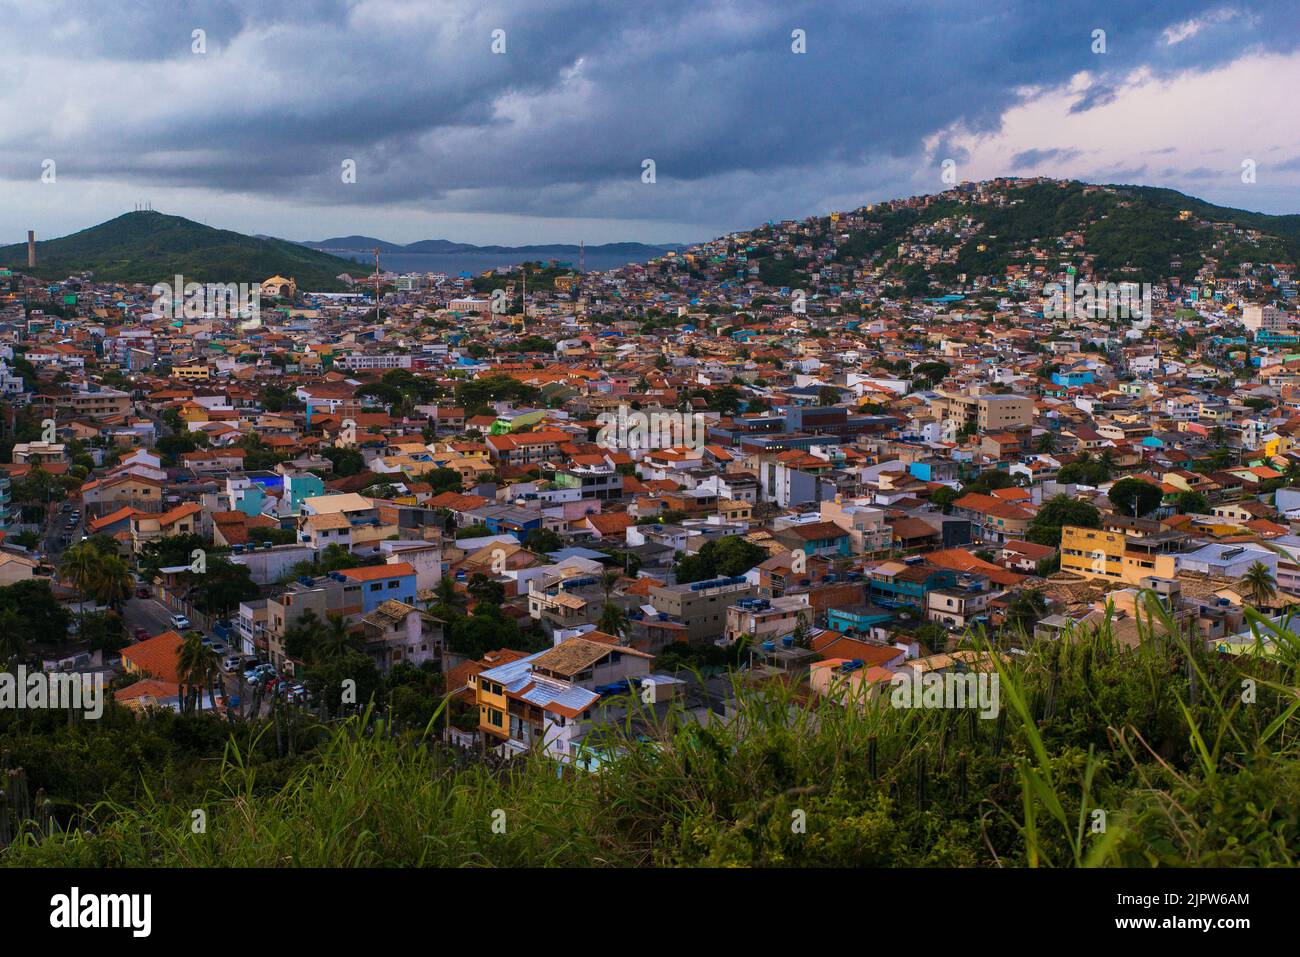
1059,525,1179,585
723,593,811,644
932,391,1034,434
1243,304,1287,332
475,637,652,761
359,599,443,673
649,576,758,643
926,581,995,629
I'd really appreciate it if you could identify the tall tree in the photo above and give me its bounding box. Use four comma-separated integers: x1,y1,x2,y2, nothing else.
1241,561,1277,609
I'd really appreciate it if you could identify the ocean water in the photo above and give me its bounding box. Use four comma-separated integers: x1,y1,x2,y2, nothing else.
328,249,662,277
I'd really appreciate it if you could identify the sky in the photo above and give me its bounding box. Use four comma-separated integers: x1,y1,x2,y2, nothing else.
1,0,1298,247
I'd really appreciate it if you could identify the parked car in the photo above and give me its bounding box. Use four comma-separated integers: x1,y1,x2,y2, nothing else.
222,656,242,672
209,643,227,656
244,664,276,683
135,586,150,599
170,614,191,630
133,627,149,641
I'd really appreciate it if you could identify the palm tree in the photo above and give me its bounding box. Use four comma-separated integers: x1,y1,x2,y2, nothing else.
597,601,627,638
1284,458,1300,486
1036,432,1057,454
319,613,360,663
90,554,133,612
431,576,466,619
59,543,100,636
1241,561,1277,609
177,631,220,714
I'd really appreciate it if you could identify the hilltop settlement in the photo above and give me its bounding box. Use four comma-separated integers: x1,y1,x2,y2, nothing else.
2,176,1300,763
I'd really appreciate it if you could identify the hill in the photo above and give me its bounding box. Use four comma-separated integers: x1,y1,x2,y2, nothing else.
734,179,1300,297
0,211,360,290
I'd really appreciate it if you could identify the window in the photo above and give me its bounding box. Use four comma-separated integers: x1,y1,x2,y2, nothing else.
370,583,382,592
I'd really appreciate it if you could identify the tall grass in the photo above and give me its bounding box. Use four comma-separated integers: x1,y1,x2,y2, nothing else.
5,595,1298,867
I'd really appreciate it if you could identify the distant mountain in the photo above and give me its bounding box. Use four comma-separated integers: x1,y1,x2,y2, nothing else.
303,235,407,253
0,212,359,289
299,236,686,261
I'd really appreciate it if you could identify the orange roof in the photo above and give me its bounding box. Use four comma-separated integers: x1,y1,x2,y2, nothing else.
156,502,203,527
952,493,1032,521
121,631,184,683
89,505,140,531
115,678,180,703
340,562,416,582
926,548,1027,587
809,634,904,668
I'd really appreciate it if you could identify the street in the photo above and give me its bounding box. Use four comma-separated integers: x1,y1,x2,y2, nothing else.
122,595,181,639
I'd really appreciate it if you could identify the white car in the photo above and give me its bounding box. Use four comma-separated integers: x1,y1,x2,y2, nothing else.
170,614,191,630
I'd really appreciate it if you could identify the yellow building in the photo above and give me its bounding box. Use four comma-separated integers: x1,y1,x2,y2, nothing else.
477,671,510,739
1060,525,1176,585
172,363,210,381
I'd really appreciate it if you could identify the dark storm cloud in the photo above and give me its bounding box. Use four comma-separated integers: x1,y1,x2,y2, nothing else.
2,0,1298,234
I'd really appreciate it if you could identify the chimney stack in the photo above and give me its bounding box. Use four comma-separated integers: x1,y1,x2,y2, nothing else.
26,231,35,268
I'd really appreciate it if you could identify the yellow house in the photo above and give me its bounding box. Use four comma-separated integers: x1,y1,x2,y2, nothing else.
477,671,510,740
1060,525,1177,585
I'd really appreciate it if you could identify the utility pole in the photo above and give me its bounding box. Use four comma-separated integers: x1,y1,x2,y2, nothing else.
373,247,382,324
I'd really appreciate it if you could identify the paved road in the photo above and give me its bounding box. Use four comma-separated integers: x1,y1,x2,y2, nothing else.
121,596,273,715
44,505,83,560
122,595,182,639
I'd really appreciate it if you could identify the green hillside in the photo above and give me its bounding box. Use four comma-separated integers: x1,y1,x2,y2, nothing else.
0,211,359,290
811,180,1300,294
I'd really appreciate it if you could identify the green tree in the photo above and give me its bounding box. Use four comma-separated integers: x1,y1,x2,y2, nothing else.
1027,495,1101,547
674,535,767,584
177,631,220,714
192,558,259,620
1241,561,1277,609
427,467,464,495
1108,478,1163,518
466,572,505,607
1003,588,1047,635
1175,490,1208,514
523,527,563,554
929,486,959,511
431,576,466,621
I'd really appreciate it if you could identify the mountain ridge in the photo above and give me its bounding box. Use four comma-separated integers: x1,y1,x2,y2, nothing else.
299,236,687,257
0,211,357,290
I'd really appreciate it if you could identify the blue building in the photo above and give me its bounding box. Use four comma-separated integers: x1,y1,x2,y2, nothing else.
866,563,958,608
1051,370,1094,387
340,563,418,614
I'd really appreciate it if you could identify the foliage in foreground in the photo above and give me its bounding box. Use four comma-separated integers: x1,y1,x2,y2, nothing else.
3,599,1299,867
